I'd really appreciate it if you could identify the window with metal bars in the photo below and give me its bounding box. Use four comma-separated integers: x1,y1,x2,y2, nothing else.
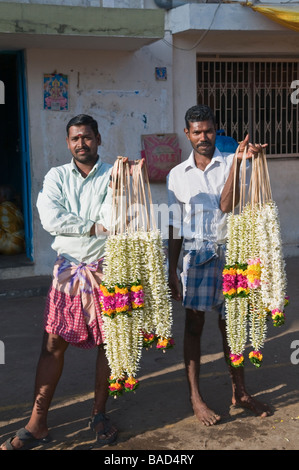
197,59,299,158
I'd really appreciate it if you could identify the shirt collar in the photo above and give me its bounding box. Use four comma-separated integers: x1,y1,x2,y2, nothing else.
184,147,225,172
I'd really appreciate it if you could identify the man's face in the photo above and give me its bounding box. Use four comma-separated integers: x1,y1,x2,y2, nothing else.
66,124,101,166
184,120,216,159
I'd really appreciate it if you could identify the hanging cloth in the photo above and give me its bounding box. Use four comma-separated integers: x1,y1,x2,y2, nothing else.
250,4,299,33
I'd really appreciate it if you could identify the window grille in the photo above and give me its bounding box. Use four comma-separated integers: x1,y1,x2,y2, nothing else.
197,59,299,157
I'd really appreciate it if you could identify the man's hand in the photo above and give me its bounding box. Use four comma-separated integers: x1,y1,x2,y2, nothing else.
110,157,145,184
90,223,109,237
237,134,268,161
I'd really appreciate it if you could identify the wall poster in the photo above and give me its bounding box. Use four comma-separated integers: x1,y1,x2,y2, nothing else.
44,73,68,111
141,133,181,182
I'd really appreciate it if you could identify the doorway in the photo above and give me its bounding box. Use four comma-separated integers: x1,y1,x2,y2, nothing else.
0,51,32,268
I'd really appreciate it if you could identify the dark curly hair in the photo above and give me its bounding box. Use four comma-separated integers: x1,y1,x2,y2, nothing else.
185,105,216,130
66,114,99,137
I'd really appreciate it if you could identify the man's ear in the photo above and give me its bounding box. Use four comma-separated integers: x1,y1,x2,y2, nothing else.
184,128,190,140
97,133,102,146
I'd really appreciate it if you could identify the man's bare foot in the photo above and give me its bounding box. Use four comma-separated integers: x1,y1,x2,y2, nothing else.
191,397,221,426
232,393,271,417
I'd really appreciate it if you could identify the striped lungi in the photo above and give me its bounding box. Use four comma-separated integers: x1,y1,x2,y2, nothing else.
180,241,226,317
44,255,105,349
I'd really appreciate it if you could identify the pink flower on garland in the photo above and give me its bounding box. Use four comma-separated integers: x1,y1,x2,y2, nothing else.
156,337,175,350
236,273,249,295
142,332,156,347
249,350,263,367
99,284,116,317
108,379,123,397
271,308,285,327
124,376,139,392
223,272,237,297
229,353,244,367
115,291,131,313
246,258,261,289
130,285,144,309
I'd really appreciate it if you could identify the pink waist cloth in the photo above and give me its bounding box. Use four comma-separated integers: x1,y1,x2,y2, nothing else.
44,255,105,349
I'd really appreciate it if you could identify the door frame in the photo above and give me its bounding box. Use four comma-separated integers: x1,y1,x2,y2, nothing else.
16,50,33,261
0,50,33,261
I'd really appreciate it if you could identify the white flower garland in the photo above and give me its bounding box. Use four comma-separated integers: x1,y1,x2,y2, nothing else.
224,211,249,357
144,230,173,340
258,202,287,312
100,229,173,396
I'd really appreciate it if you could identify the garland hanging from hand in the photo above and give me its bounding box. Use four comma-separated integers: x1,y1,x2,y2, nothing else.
99,157,173,397
223,146,288,369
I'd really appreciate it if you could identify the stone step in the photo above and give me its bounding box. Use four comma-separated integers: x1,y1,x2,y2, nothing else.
0,275,51,299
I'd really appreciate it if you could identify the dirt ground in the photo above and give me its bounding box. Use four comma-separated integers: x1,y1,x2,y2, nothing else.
0,257,298,454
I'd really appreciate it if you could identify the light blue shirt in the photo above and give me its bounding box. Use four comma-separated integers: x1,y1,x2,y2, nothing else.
36,156,112,264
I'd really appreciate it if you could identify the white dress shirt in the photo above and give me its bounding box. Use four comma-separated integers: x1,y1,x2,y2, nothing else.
36,156,112,264
167,147,241,246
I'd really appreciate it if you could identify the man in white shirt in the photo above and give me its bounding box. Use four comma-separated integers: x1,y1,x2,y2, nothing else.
167,105,270,426
1,115,118,450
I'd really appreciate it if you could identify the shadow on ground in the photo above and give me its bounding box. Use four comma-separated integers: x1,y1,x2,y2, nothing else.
0,258,299,450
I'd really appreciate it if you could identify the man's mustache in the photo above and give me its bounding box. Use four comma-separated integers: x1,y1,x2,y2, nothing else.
196,142,211,148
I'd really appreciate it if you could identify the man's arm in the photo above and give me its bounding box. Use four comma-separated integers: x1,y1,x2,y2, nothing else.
36,169,95,236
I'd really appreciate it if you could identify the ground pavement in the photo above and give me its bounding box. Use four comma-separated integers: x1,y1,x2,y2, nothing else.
0,258,298,453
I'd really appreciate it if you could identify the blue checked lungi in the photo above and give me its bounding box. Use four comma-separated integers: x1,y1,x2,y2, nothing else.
180,241,226,317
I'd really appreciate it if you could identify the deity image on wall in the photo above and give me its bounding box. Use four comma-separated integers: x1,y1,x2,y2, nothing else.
44,73,68,111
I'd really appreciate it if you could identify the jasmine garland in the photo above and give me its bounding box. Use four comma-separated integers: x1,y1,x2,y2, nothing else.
100,229,173,395
223,151,288,369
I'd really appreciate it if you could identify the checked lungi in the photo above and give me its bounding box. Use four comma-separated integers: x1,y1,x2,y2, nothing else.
180,241,226,317
44,255,105,349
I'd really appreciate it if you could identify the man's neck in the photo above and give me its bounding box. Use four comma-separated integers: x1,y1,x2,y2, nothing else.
193,151,213,171
73,156,98,178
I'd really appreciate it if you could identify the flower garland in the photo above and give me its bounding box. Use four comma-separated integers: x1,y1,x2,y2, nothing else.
224,209,250,366
223,150,288,369
100,229,174,397
143,230,173,342
99,156,174,397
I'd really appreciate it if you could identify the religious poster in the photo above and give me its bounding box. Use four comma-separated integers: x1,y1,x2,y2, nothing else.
141,133,181,182
43,73,68,111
